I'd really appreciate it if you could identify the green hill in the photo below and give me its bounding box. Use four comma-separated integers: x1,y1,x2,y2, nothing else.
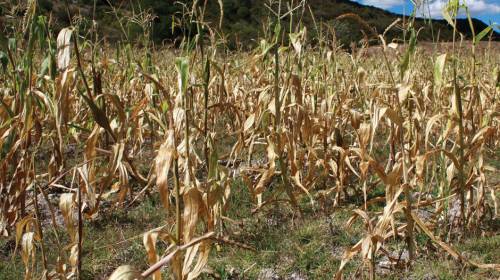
2,0,499,48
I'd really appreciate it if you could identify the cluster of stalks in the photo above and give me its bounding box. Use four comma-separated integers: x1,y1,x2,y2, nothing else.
0,0,499,279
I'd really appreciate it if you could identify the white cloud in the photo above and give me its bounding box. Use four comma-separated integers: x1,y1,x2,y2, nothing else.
362,0,404,9
419,0,500,18
360,0,500,19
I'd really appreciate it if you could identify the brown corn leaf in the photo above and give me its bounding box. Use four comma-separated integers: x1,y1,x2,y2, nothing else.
254,138,277,196
15,216,34,256
56,28,73,70
108,265,143,280
425,114,444,148
185,240,211,280
143,231,161,280
59,193,76,241
350,110,362,129
380,107,403,127
412,212,500,271
21,232,35,267
243,113,256,132
335,239,363,280
183,187,204,243
155,130,176,210
291,171,314,206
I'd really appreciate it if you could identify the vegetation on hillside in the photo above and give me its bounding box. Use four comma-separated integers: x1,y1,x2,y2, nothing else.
2,0,499,49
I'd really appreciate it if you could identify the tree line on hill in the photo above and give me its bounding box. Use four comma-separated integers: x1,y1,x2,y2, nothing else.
2,0,498,49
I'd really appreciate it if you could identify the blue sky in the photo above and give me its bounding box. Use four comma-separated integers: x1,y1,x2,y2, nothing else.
355,0,500,28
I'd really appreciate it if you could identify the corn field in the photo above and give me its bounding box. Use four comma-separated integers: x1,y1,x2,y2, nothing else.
0,0,499,279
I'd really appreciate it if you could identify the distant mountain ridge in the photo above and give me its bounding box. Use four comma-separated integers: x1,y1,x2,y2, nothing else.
330,0,499,40
1,0,498,47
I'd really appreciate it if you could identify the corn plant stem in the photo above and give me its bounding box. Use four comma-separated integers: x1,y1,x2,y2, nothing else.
466,28,478,226
369,249,375,280
181,85,191,240
403,14,418,262
77,180,83,280
169,102,182,254
273,45,299,210
396,65,415,264
171,71,183,276
380,43,396,172
203,57,210,170
174,158,181,244
161,59,181,247
391,82,416,261
171,118,183,279
185,88,191,184
452,14,466,230
33,184,48,272
203,55,216,239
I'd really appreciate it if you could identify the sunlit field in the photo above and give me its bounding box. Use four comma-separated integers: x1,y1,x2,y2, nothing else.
1,1,499,279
